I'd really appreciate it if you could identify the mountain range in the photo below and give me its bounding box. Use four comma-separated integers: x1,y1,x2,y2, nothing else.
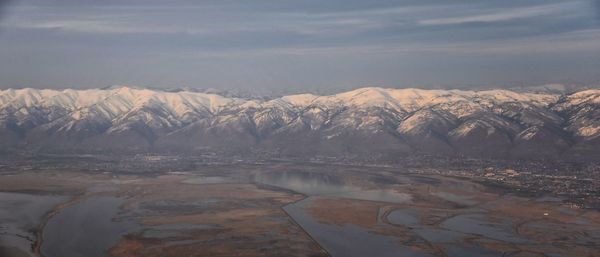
1,86,598,160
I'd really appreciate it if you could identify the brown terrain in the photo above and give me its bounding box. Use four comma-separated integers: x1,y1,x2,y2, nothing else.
0,164,598,257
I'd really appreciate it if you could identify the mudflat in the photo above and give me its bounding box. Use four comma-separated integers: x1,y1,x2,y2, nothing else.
0,164,598,257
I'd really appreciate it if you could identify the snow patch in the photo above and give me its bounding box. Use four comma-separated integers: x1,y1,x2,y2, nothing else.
578,126,600,137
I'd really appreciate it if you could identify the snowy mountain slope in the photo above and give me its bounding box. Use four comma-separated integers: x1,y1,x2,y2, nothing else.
0,86,598,159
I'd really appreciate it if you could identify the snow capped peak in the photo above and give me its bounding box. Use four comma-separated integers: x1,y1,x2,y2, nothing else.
1,86,599,159
280,93,320,106
565,89,600,105
334,87,403,108
0,85,568,110
102,84,147,91
0,86,573,117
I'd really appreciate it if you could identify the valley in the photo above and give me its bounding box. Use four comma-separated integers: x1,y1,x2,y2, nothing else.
0,161,598,257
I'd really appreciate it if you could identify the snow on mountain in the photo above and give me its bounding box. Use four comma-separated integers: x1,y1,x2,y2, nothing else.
0,86,598,160
552,89,600,141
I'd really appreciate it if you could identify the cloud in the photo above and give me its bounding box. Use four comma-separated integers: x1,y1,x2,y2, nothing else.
0,2,455,36
418,2,581,26
10,19,218,35
1,0,599,89
184,28,600,59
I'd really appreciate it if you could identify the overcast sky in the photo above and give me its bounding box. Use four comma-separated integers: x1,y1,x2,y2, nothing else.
0,0,599,92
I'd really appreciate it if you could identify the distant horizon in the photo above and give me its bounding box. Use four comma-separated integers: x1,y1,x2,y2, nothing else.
2,79,600,93
1,82,598,97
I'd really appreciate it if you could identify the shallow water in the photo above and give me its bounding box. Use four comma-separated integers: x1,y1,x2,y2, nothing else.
387,208,530,254
41,196,138,257
438,243,502,257
412,228,466,244
0,192,67,257
284,197,437,257
254,171,411,203
441,213,529,243
387,208,468,244
387,208,420,227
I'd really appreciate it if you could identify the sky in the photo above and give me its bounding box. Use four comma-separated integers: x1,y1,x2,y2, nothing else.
0,0,599,92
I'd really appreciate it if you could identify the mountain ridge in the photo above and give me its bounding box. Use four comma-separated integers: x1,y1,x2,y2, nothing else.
1,86,598,160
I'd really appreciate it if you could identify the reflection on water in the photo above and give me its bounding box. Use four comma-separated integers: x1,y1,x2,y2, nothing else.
387,208,469,244
438,243,502,257
284,198,436,257
260,171,426,257
387,208,528,255
0,192,67,257
412,228,465,244
387,208,420,227
41,196,138,257
254,171,411,203
441,213,529,244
